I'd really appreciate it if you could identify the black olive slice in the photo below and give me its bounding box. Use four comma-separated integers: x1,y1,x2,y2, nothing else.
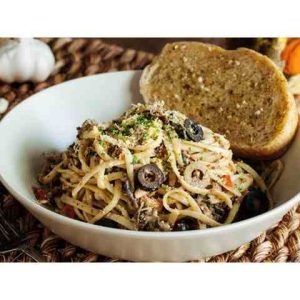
97,218,119,228
238,188,269,220
184,119,204,142
174,218,198,231
137,164,165,191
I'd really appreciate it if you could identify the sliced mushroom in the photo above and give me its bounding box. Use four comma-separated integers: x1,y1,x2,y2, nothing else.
168,171,177,187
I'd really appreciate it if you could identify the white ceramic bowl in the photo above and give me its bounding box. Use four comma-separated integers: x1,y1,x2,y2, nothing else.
0,70,299,262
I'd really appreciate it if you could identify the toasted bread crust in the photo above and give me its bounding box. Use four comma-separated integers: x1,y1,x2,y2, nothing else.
140,42,299,160
231,94,298,160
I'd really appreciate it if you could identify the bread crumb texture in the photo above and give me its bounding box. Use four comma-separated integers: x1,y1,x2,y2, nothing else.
141,42,292,154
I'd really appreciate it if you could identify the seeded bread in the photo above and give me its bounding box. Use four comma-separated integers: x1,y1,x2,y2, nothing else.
140,42,298,160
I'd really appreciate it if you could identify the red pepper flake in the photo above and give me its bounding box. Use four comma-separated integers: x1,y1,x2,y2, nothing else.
222,175,233,188
63,205,75,219
33,187,48,201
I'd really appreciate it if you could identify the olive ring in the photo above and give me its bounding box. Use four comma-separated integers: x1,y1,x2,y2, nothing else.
137,164,165,191
184,118,204,142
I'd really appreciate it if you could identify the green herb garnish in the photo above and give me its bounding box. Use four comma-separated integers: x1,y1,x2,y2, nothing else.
122,125,131,136
107,127,119,136
131,155,139,164
136,115,151,127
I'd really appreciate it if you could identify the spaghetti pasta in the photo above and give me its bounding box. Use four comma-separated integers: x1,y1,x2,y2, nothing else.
36,102,281,231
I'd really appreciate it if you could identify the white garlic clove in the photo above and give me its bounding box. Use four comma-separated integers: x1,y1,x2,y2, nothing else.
0,98,9,114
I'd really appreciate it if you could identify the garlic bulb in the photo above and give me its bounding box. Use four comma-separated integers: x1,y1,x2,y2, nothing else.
0,38,55,83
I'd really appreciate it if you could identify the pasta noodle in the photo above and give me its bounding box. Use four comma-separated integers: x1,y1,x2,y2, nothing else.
35,102,281,231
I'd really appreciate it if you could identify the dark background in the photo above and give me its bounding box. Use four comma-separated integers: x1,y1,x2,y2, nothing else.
103,38,254,53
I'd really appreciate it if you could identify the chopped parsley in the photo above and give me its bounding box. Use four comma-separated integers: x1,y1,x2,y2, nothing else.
122,125,132,136
131,155,139,164
136,115,152,127
106,127,119,136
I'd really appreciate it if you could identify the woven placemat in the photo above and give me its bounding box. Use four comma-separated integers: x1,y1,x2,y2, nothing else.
0,38,300,262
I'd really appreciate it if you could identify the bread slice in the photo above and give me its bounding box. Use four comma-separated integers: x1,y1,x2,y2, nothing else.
140,42,299,160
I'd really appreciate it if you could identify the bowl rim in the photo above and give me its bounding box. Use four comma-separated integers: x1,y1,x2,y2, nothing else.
0,70,300,239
